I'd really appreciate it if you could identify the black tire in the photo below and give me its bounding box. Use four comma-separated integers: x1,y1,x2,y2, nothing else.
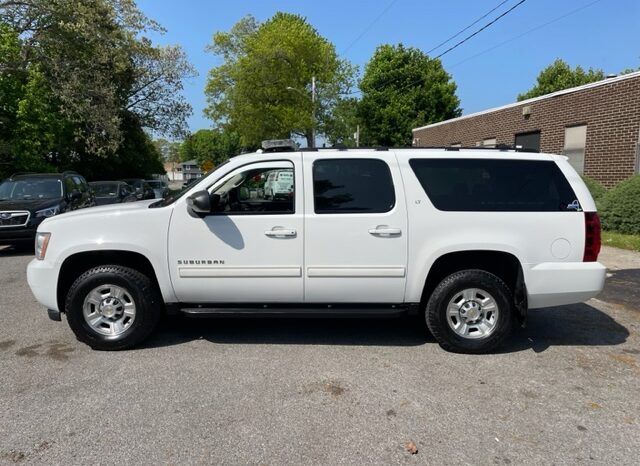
65,265,162,350
425,269,514,354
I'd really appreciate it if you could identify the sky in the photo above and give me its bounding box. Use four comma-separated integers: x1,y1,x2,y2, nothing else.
137,0,640,133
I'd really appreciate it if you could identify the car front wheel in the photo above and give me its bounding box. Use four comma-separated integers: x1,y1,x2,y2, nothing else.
425,269,514,354
65,265,162,350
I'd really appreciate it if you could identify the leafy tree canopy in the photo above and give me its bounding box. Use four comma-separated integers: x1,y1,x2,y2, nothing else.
517,59,605,101
179,129,241,168
358,44,461,147
0,0,194,178
205,12,356,148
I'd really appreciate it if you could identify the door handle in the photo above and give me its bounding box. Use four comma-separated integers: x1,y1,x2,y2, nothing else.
265,228,297,238
368,226,402,236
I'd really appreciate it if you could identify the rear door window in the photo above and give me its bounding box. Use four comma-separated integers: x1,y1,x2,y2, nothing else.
313,159,395,214
409,158,578,212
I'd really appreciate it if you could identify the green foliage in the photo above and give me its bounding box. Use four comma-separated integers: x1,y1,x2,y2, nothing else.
205,12,356,148
179,129,241,167
601,231,640,252
517,59,605,101
153,138,181,163
581,176,606,203
0,1,194,177
74,113,164,180
599,176,640,234
358,44,461,147
324,97,359,147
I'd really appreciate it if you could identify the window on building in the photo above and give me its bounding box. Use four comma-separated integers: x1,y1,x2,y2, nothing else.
409,158,578,212
313,159,395,214
563,125,587,174
515,131,541,152
482,138,497,148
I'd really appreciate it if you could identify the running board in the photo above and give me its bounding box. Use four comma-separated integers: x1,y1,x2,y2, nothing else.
175,303,419,317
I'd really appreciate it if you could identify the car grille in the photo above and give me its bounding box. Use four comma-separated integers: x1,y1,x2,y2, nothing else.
0,211,30,228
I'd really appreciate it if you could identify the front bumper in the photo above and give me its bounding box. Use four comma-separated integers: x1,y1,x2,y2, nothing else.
525,261,607,309
27,258,60,312
0,217,45,245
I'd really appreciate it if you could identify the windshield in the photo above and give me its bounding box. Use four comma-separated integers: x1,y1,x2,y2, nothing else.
0,178,63,200
150,159,232,208
91,183,119,197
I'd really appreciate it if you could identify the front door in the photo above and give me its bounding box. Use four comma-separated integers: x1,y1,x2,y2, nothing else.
302,153,408,303
168,156,303,303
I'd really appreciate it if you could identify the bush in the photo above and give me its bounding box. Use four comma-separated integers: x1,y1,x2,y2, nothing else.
599,175,640,234
581,176,606,202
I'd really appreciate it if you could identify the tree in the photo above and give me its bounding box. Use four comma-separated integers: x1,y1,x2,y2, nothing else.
205,13,356,148
517,59,605,101
179,129,241,167
153,138,181,163
323,97,359,147
0,0,194,157
358,44,461,147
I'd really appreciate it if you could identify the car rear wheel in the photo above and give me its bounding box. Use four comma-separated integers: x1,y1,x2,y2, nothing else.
65,265,162,350
425,269,514,354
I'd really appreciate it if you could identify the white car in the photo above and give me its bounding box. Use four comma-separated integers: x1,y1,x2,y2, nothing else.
27,142,606,353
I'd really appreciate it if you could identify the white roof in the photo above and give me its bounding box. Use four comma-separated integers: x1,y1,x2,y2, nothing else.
413,70,640,132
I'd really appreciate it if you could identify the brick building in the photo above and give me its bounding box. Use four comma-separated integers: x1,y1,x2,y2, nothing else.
412,71,640,187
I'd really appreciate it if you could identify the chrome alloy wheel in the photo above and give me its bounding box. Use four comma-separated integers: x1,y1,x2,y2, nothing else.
82,284,136,336
446,288,499,339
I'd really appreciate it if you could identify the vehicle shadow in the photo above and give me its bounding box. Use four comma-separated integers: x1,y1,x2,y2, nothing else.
142,302,629,353
0,245,34,257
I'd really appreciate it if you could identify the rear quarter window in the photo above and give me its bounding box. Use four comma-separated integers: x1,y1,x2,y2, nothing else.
409,158,578,212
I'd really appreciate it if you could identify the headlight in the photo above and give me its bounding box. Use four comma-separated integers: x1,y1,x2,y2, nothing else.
35,205,60,218
35,232,51,260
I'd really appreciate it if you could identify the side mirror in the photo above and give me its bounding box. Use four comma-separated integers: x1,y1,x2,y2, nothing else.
187,190,211,215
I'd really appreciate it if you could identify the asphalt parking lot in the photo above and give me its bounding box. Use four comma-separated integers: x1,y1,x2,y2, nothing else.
0,246,638,465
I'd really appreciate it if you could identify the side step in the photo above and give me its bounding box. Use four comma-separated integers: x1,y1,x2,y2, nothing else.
175,303,419,318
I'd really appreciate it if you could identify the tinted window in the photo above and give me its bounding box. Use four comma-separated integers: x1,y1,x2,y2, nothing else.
409,159,578,212
91,183,119,197
313,159,395,214
0,178,63,200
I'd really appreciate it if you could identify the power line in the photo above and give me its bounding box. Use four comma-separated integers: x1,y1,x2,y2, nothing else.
342,0,400,54
365,0,603,97
448,0,604,68
435,0,528,59
426,0,512,54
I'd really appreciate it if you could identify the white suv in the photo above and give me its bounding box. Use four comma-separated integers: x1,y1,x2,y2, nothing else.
27,144,606,353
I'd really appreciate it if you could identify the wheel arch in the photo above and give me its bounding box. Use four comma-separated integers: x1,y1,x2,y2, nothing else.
420,250,527,320
57,250,161,313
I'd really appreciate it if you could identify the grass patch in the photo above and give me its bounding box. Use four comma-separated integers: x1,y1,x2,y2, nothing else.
602,231,640,252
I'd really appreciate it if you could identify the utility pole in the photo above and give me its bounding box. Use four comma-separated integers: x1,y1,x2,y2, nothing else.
355,125,360,148
311,76,316,148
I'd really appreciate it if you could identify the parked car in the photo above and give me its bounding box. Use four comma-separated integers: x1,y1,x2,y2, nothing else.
0,171,93,246
121,179,155,200
89,181,137,206
27,142,605,353
146,180,170,199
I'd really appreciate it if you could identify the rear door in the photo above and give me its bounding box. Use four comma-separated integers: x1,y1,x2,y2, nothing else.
303,152,408,303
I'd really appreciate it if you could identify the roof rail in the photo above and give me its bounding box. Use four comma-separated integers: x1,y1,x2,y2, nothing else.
62,170,79,176
9,172,37,178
